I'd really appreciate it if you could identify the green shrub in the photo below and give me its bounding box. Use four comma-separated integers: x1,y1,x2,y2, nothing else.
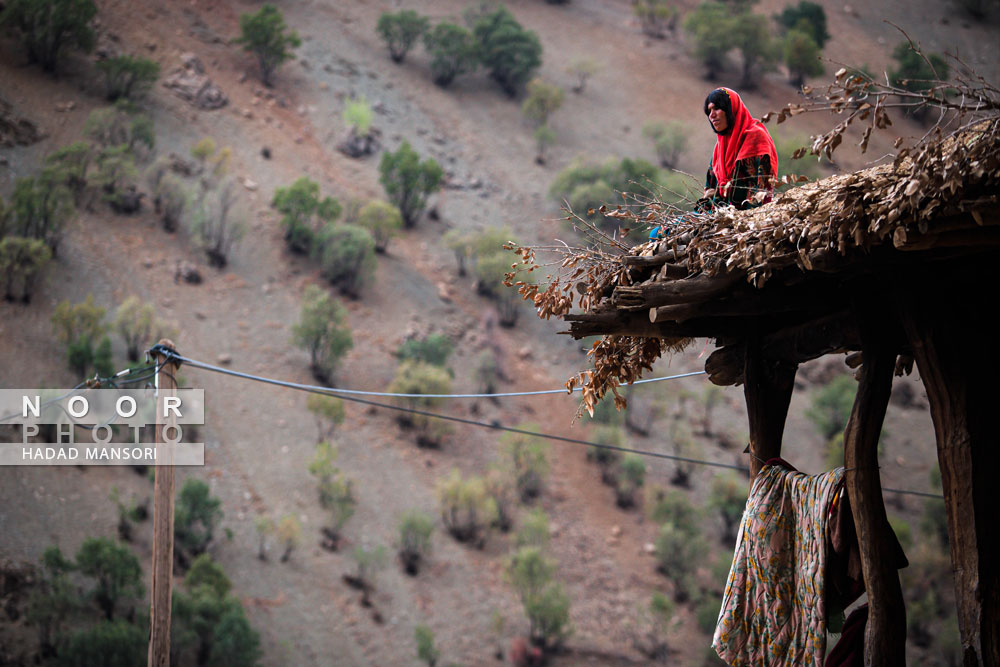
524,583,572,651
474,350,500,393
397,333,453,368
709,474,747,543
113,297,176,363
587,425,622,482
437,469,497,546
276,514,301,562
423,22,478,87
485,467,516,532
806,374,856,441
775,1,829,47
630,591,674,659
57,619,145,667
306,393,345,443
378,141,443,228
97,54,160,101
731,10,779,89
472,6,542,96
521,78,564,127
782,28,823,87
388,361,453,447
533,124,556,164
415,624,440,666
308,441,355,546
8,174,73,254
654,521,707,601
398,510,434,575
350,544,388,592
235,4,301,86
376,9,429,63
42,141,93,207
191,181,245,268
272,177,341,254
314,223,377,297
291,284,353,382
0,236,51,303
615,454,646,509
634,0,678,39
74,537,144,621
890,42,950,119
502,425,549,502
549,157,661,231
684,2,732,79
343,96,373,136
84,103,155,156
356,199,403,253
26,547,78,654
0,0,97,73
696,594,720,634
566,57,599,93
642,120,689,170
174,478,223,561
516,508,550,548
51,294,106,376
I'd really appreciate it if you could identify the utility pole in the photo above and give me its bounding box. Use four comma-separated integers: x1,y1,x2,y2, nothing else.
148,339,179,667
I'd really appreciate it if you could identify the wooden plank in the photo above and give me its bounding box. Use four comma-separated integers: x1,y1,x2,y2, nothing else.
897,279,1000,666
844,300,906,666
612,272,741,310
743,339,797,480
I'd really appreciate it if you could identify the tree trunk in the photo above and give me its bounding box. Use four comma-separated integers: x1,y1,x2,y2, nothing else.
743,339,797,481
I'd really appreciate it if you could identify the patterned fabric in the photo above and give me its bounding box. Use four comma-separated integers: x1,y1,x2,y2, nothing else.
713,464,846,666
697,154,775,212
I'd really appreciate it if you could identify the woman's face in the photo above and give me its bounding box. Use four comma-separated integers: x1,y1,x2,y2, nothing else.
707,102,728,133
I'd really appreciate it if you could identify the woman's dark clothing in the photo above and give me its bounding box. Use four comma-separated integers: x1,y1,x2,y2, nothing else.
696,153,774,212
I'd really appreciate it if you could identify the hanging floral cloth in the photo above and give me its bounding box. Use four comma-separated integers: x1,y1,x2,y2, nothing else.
713,461,845,666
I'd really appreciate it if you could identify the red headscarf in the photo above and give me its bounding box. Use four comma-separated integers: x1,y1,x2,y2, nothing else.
709,88,778,195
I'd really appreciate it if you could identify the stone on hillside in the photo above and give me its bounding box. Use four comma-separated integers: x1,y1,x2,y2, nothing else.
336,127,381,158
163,54,228,110
0,100,44,147
173,260,202,284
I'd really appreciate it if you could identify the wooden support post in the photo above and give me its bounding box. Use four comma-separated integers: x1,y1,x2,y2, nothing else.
844,304,906,666
898,292,1000,667
148,340,179,667
743,339,797,480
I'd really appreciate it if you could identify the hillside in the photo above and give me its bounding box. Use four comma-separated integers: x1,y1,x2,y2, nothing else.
2,1,995,665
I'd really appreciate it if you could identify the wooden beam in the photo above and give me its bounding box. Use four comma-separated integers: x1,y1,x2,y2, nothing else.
743,339,797,481
897,280,1000,666
621,254,689,278
148,339,180,667
844,299,906,666
612,272,741,311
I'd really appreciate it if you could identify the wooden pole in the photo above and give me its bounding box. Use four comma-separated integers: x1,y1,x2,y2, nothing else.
897,287,1000,667
743,338,797,480
148,339,179,667
844,302,906,666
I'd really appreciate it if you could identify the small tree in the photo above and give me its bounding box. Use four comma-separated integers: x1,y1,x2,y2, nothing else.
74,537,144,621
437,469,497,546
378,141,443,228
423,22,478,87
254,515,274,561
272,177,342,254
191,180,245,268
806,374,857,441
521,79,564,127
684,3,732,80
306,393,345,443
783,28,823,87
26,546,78,656
397,333,453,368
709,474,747,543
502,425,549,502
276,514,301,562
474,349,500,393
615,454,646,509
84,104,155,157
889,42,951,118
630,592,674,660
516,508,550,549
235,4,301,87
566,57,599,93
314,224,377,298
58,619,146,666
0,236,52,303
291,285,353,382
388,361,453,447
153,173,188,232
51,294,106,376
113,296,175,362
343,97,373,138
587,425,622,484
376,9,429,63
508,546,571,651
646,486,700,532
634,0,678,39
415,624,440,667
356,199,403,253
8,174,73,254
534,125,556,165
97,55,160,101
0,0,97,73
308,440,356,549
174,478,224,563
443,228,472,276
43,142,93,207
775,1,829,47
485,466,517,532
348,544,387,604
731,11,778,89
472,6,543,96
642,120,689,169
94,144,140,213
654,521,707,601
397,510,434,575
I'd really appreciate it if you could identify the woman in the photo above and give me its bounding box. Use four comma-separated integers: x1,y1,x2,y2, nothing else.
650,88,777,238
697,87,778,211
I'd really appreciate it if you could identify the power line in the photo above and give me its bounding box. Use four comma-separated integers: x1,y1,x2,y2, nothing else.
172,353,706,399
167,350,947,498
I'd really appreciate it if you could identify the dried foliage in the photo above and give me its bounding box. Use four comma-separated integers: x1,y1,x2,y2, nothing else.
507,51,1000,412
